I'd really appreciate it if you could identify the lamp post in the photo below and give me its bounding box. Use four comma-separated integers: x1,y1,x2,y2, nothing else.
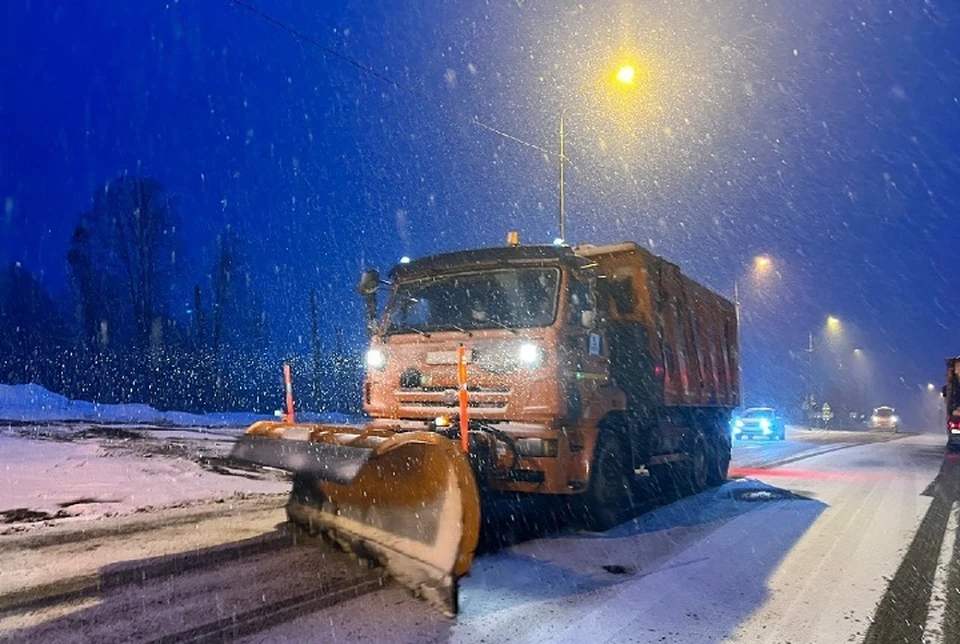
558,112,566,241
556,63,643,242
805,315,845,427
734,255,774,407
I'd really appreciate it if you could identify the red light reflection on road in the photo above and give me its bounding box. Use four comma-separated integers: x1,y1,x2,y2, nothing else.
729,467,879,482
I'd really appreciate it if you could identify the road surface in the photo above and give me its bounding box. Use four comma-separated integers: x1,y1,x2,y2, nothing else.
3,427,953,643
246,428,953,644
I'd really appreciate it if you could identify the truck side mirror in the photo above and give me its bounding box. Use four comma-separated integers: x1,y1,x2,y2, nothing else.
358,269,380,296
358,269,381,335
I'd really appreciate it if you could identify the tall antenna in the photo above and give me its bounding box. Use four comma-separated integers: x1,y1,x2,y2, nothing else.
558,112,566,241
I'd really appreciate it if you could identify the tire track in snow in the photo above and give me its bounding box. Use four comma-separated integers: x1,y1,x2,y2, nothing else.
864,455,960,644
940,494,960,643
748,477,887,641
922,501,958,644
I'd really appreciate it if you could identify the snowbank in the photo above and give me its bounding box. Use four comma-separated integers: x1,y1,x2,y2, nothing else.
0,383,268,427
0,383,361,428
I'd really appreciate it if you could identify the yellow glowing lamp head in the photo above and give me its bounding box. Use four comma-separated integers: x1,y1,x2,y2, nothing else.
616,65,636,85
435,415,452,428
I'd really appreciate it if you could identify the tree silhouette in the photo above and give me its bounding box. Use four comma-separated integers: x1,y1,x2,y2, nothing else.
71,175,180,349
0,263,68,387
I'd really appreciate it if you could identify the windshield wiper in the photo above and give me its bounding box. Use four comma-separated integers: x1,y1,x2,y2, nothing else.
433,323,473,337
484,318,519,334
390,325,431,338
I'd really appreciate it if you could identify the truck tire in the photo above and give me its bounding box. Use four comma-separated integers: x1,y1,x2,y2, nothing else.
688,438,709,493
582,434,634,532
706,435,731,487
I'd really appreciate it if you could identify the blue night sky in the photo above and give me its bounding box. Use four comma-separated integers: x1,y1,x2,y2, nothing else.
2,1,959,419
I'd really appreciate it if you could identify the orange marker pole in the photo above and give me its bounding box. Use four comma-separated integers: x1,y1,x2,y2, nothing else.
457,345,469,453
283,363,295,424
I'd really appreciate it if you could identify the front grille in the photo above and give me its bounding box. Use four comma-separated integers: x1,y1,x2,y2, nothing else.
418,385,510,393
411,400,507,409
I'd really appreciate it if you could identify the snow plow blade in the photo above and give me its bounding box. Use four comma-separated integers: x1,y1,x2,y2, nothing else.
231,421,481,616
230,433,374,485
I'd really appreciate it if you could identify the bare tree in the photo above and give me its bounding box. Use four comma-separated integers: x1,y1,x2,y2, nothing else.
78,175,180,348
66,223,99,346
207,228,269,409
193,284,205,347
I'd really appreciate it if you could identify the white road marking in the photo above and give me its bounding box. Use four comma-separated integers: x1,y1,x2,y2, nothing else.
923,500,959,644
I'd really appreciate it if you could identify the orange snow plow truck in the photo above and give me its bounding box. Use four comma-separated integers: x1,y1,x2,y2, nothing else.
231,238,739,615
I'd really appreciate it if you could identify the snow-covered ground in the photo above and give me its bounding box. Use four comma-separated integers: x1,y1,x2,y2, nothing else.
0,384,372,532
0,384,301,531
0,431,289,529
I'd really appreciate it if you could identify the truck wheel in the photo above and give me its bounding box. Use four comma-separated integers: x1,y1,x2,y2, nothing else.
684,439,709,494
582,435,634,532
706,436,730,487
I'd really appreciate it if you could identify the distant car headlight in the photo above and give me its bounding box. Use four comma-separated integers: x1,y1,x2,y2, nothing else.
870,416,879,424
891,416,899,424
760,419,771,430
517,342,543,367
735,419,744,428
366,348,386,370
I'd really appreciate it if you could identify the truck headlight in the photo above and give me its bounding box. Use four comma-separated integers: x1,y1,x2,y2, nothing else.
366,348,386,370
517,342,543,367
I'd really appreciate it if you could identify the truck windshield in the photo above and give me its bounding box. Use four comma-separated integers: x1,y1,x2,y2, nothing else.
385,267,560,334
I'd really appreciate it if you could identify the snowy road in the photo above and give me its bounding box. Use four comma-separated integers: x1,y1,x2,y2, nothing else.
245,430,950,644
1,425,945,643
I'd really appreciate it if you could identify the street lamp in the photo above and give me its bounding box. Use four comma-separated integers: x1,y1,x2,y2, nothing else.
558,60,651,241
804,316,846,427
734,254,776,407
754,255,772,271
616,65,637,85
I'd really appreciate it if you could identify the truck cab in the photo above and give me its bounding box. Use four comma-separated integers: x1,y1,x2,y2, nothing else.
360,240,738,527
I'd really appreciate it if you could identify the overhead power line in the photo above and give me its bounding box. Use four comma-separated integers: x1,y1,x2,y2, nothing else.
227,0,554,157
